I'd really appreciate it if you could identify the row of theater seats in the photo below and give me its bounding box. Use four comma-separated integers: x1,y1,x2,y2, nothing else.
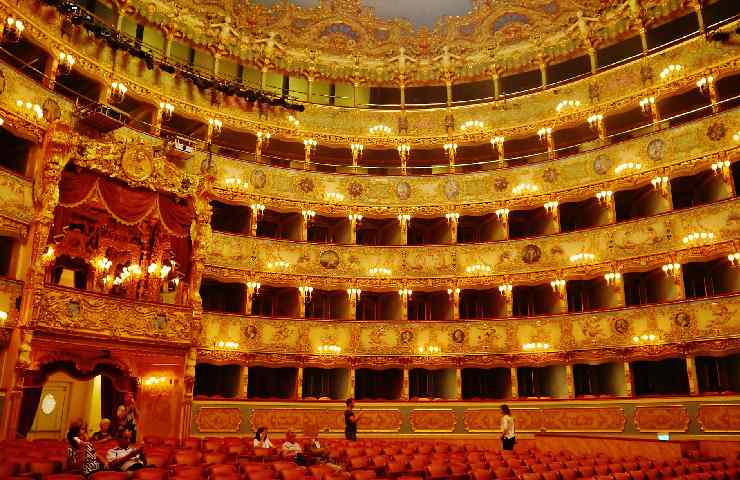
1,436,738,480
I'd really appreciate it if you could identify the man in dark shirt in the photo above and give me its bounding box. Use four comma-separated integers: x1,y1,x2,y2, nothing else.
344,398,362,441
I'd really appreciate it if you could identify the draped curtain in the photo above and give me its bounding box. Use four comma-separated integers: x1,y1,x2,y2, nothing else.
58,170,193,238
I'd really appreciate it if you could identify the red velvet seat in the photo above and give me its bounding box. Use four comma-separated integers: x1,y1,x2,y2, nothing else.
133,468,169,480
596,466,612,476
523,473,544,480
473,470,493,480
533,465,550,474
349,457,370,471
48,475,85,480
249,472,277,480
350,470,376,480
91,472,130,480
543,472,561,480
281,469,308,480
426,464,450,480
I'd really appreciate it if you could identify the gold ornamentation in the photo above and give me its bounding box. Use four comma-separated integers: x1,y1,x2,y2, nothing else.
697,404,740,432
409,409,457,433
194,407,243,433
634,405,690,432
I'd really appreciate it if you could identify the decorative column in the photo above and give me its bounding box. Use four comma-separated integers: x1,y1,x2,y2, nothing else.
455,368,463,400
698,75,719,113
499,283,514,317
588,113,606,143
538,55,548,89
397,144,410,176
639,26,648,54
640,96,661,125
401,368,410,401
587,47,598,74
624,362,633,397
347,288,360,320
490,65,502,101
544,201,560,234
538,127,555,160
295,367,303,400
399,288,412,321
241,366,249,398
348,368,356,399
43,52,60,89
444,141,458,173
510,367,519,399
398,214,410,246
691,0,705,32
298,286,311,318
255,132,271,159
686,356,699,396
448,287,461,321
565,364,575,399
179,348,197,440
446,212,459,244
249,203,264,236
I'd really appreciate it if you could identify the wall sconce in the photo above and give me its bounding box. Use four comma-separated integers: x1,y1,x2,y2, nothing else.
544,201,559,215
224,177,249,193
632,333,657,344
317,344,342,354
398,288,413,300
41,245,56,266
114,264,142,286
728,253,740,267
734,131,740,142
369,124,392,135
711,160,731,179
596,190,613,206
555,100,581,113
207,118,223,138
651,176,670,196
3,16,24,42
513,183,539,195
398,213,411,225
550,279,566,297
299,285,314,302
216,340,240,349
93,256,112,273
347,287,362,300
498,284,513,299
460,120,484,132
537,127,552,142
247,281,261,295
490,136,505,159
495,208,510,223
250,203,266,220
16,100,43,119
267,260,290,270
447,287,461,299
348,213,363,223
604,272,622,287
696,75,714,93
570,253,596,263
326,192,344,202
350,143,364,165
523,342,550,351
418,345,441,356
615,162,642,174
57,52,75,75
0,310,7,323
368,267,391,276
303,138,318,157
109,82,128,103
466,264,492,274
445,212,460,223
159,102,174,122
662,263,681,278
682,232,714,245
587,113,603,129
301,209,316,222
142,376,171,392
659,64,682,81
256,130,272,150
287,115,300,128
397,143,411,174
147,262,171,279
639,96,655,112
444,142,458,163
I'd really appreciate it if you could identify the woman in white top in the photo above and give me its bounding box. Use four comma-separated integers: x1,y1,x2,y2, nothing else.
254,427,274,448
500,404,516,451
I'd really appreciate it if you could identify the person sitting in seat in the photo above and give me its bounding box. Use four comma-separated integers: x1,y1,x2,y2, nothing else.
281,430,304,462
254,426,274,448
106,429,145,472
304,425,328,462
91,418,113,442
67,419,107,476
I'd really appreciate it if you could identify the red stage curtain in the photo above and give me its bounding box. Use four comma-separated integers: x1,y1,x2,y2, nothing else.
58,170,193,237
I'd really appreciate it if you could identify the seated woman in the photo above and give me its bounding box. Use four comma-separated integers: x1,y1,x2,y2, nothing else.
253,427,274,448
303,425,328,462
67,419,107,476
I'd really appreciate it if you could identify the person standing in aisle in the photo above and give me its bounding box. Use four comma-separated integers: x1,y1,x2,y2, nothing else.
500,404,516,451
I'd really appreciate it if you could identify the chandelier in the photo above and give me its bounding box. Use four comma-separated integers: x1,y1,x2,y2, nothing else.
93,256,112,273
418,345,441,356
466,264,492,274
110,82,128,103
495,208,509,223
41,246,56,266
555,100,581,113
681,232,714,245
460,120,484,132
325,192,344,202
369,124,392,136
224,177,249,193
550,279,566,297
301,209,316,222
299,285,314,301
3,16,24,42
346,288,362,300
513,183,539,195
696,75,714,93
614,162,642,174
16,100,43,119
661,262,681,278
348,213,363,223
398,288,413,300
57,52,76,75
267,260,290,270
659,64,682,81
728,253,740,267
498,284,513,299
317,344,342,355
651,176,670,196
544,201,559,215
208,117,223,138
216,340,240,350
368,267,391,276
445,212,460,223
569,253,596,263
604,272,622,286
711,160,731,179
350,143,364,166
639,96,655,112
250,203,266,220
159,102,174,122
522,342,550,351
632,333,657,344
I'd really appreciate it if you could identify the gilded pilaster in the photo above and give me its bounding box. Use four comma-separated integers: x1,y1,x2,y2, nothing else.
401,368,409,401
565,364,575,399
296,367,303,399
686,356,699,396
510,367,519,399
624,362,633,397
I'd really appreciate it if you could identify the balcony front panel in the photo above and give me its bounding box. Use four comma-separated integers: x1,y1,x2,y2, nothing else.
199,293,740,361
0,167,33,237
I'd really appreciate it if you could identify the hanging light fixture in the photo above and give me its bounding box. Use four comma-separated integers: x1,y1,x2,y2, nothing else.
110,81,128,103
57,52,75,75
2,16,24,42
159,102,174,122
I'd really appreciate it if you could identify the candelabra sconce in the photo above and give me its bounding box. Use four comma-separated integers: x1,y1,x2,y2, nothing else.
224,177,249,193
696,75,717,109
662,262,682,281
350,143,364,169
537,127,552,143
615,162,642,175
0,310,7,324
466,264,492,275
555,100,581,113
3,16,24,43
587,113,606,140
287,115,300,129
369,124,392,136
113,264,142,287
604,271,622,288
368,267,391,276
418,345,441,357
447,287,461,299
57,52,75,76
569,252,596,264
301,209,316,222
215,340,240,350
445,212,460,223
142,376,172,395
460,120,484,132
495,208,510,226
728,253,740,267
16,100,43,120
147,262,172,279
398,288,413,302
109,82,128,104
256,131,271,157
267,260,290,271
711,160,731,181
596,190,613,206
347,287,362,301
498,284,513,300
398,143,411,175
632,333,657,345
325,192,344,203
348,213,363,226
682,231,714,246
303,138,317,168
659,64,683,81
93,256,113,274
639,96,660,123
398,213,411,227
155,102,173,124
299,285,314,302
522,342,551,351
40,245,56,267
651,176,670,197
537,127,554,159
513,183,539,196
444,142,458,171
247,281,261,296
544,201,559,216
207,118,223,142
317,344,342,355
490,136,505,162
250,203,266,220
550,279,566,298
734,131,740,142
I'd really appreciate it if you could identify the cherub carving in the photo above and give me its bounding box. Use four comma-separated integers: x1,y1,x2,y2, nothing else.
254,32,285,62
388,47,417,77
566,10,600,42
210,15,239,47
433,46,461,75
